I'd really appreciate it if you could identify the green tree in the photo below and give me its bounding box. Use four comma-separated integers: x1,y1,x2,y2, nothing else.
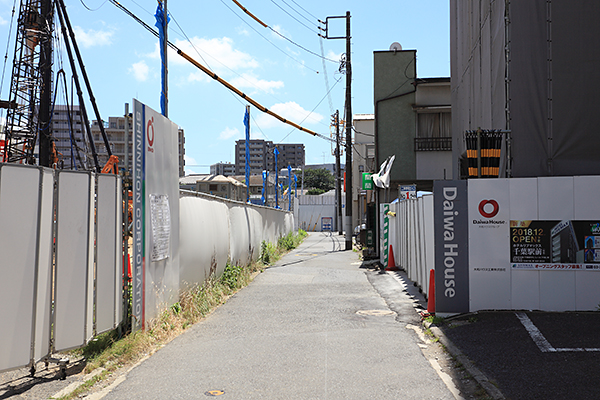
301,168,335,192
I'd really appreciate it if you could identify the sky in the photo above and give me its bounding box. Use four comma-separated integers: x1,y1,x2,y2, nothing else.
0,0,449,174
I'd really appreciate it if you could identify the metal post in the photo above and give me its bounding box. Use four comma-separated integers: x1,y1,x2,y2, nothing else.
124,103,130,174
344,11,353,250
39,0,53,167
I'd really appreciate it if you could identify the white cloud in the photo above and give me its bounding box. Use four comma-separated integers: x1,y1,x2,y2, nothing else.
326,50,342,63
255,102,323,129
153,37,258,74
236,26,250,37
129,60,149,82
270,25,289,40
230,73,284,94
219,127,240,140
0,15,7,26
73,26,114,48
184,155,199,175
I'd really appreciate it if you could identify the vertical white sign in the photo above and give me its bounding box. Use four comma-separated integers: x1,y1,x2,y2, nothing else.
468,179,511,311
132,100,180,330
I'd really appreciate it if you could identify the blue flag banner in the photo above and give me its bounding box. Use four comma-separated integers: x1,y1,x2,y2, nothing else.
244,108,250,201
274,147,279,208
154,2,170,116
294,174,298,198
261,171,267,205
288,165,292,211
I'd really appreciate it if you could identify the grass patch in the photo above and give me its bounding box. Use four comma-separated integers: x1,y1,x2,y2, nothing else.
64,230,307,400
424,315,446,326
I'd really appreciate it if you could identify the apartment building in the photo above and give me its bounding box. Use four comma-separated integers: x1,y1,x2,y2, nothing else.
235,139,305,175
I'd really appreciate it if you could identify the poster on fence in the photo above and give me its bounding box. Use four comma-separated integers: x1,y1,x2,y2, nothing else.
510,220,600,270
132,99,180,331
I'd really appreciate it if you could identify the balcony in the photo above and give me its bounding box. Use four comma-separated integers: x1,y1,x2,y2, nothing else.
414,137,452,151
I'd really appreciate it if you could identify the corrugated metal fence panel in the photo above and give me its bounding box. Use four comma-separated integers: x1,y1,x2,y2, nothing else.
96,174,120,334
54,171,95,352
0,165,43,371
34,169,54,362
422,195,435,298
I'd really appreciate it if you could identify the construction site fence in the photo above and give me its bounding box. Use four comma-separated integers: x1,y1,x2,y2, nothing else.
386,195,435,298
179,190,294,289
0,164,123,374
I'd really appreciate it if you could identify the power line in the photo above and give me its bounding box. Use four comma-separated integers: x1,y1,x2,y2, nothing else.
279,76,342,144
231,0,337,64
269,0,317,34
277,0,317,26
289,0,319,21
109,0,325,141
220,0,321,73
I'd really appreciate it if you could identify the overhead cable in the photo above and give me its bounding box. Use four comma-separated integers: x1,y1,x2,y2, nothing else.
269,0,316,33
220,0,321,73
109,0,322,139
231,0,337,64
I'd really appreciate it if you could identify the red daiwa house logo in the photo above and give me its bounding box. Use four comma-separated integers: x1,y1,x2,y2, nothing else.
478,199,499,218
147,117,155,153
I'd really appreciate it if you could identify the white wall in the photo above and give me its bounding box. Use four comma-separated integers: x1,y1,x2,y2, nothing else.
469,177,600,312
179,191,294,289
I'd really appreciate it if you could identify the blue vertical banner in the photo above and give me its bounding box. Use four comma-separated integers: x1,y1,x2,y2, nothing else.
274,147,279,209
294,173,298,197
154,1,169,117
287,165,292,211
261,170,267,205
244,107,250,202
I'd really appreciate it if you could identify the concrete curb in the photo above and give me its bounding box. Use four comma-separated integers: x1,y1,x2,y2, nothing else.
423,321,505,400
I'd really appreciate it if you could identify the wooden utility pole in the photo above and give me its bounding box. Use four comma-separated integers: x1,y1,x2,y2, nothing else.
320,11,352,250
344,11,352,250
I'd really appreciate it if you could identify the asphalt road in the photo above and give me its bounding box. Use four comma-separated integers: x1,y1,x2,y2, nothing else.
101,232,457,400
440,310,600,400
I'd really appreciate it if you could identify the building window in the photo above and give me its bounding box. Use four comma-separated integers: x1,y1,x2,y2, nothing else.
417,112,451,138
209,184,218,191
415,112,452,151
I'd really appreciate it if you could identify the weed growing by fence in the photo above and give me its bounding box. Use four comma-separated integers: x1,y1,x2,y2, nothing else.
65,231,308,400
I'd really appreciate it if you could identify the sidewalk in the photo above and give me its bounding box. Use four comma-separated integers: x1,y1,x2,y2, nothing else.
100,232,459,399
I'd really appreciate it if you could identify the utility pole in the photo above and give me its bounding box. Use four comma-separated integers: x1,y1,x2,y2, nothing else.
344,11,352,250
320,11,352,250
334,110,342,235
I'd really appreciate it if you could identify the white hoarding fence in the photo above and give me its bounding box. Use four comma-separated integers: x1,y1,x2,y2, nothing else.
391,195,435,299
0,165,124,375
433,176,600,315
179,190,294,290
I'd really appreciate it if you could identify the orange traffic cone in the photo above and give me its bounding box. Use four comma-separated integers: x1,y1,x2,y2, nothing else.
427,269,435,314
385,245,399,271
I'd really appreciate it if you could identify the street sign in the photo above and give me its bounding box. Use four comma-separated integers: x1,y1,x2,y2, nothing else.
362,172,373,190
400,184,417,200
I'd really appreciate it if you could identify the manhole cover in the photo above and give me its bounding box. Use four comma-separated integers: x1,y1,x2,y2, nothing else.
356,309,395,316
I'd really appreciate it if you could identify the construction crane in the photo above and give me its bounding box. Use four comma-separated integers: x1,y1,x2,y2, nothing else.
1,0,118,173
1,0,49,165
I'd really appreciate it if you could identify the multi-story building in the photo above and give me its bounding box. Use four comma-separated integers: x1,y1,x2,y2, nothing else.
235,139,304,176
91,114,186,176
374,48,452,192
50,105,89,169
210,162,236,176
451,0,600,178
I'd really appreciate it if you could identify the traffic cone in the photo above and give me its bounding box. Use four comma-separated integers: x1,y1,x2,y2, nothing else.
385,245,399,271
427,269,435,314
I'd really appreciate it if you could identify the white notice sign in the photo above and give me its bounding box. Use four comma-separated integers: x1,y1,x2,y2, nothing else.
150,194,171,261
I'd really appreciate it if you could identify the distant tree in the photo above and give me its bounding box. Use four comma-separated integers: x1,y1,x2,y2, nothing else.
301,168,335,192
